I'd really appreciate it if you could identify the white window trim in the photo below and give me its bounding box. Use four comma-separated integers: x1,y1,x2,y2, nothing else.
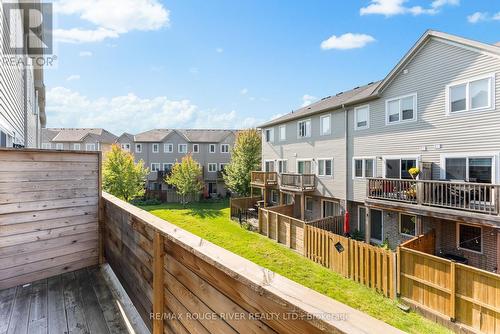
296,119,311,138
163,163,173,170
151,163,160,172
120,143,130,151
317,157,333,177
85,143,96,151
271,190,279,204
265,128,274,143
399,213,417,238
209,144,216,153
320,114,331,136
56,143,63,150
42,143,51,149
73,143,81,150
321,199,340,218
220,144,230,153
263,159,276,172
370,209,383,244
439,152,498,183
385,93,418,125
277,159,288,174
135,143,142,153
208,163,217,172
445,73,496,115
152,143,159,153
164,143,173,153
357,206,366,232
354,105,370,131
381,155,421,179
178,144,188,154
457,223,483,254
279,125,286,141
219,163,227,171
305,196,314,212
296,158,313,174
192,144,199,153
352,156,376,179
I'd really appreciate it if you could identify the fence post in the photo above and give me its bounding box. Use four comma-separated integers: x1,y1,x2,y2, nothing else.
153,231,165,334
303,224,308,257
275,213,279,242
450,261,456,321
391,251,397,299
258,208,262,233
396,247,401,296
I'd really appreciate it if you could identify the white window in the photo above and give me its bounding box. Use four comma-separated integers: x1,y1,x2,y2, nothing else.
163,163,173,172
317,158,333,177
320,114,331,136
265,128,274,143
352,158,375,179
73,143,81,150
271,190,279,203
354,105,369,130
384,157,418,179
264,160,275,172
193,144,199,153
399,214,416,237
305,197,313,211
42,143,51,149
85,143,95,151
178,144,188,154
297,119,311,138
457,223,482,253
277,159,287,173
279,125,286,141
385,93,417,124
208,163,217,172
164,143,173,153
322,200,340,217
120,143,130,151
446,74,495,114
135,143,142,153
220,144,229,153
442,154,494,183
209,144,216,153
56,143,63,150
151,163,161,172
152,143,159,153
219,163,227,171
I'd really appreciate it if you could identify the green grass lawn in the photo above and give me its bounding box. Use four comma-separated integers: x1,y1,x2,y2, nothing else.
140,200,451,334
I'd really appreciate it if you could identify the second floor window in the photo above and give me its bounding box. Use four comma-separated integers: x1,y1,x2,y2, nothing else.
163,163,173,172
220,144,229,153
320,115,331,135
193,144,199,153
264,160,275,172
164,143,173,153
318,159,333,177
42,143,51,149
86,143,95,151
208,163,217,172
178,144,188,154
220,163,227,171
209,144,216,153
265,128,274,142
279,125,286,141
448,74,493,114
385,158,416,179
297,119,311,138
152,143,159,153
56,143,63,150
135,143,142,153
353,158,375,178
120,143,130,151
277,160,287,173
354,105,369,130
73,143,80,150
386,94,417,124
151,163,160,172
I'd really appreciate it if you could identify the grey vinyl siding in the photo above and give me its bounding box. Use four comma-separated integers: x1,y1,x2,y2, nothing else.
347,39,500,202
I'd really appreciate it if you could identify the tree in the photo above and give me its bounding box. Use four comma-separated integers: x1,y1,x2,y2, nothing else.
166,154,204,204
103,144,149,201
223,129,261,196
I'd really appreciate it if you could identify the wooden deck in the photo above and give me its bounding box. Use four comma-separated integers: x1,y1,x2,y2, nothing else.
0,266,131,334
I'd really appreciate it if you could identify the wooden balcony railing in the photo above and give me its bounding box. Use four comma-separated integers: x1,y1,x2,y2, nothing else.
251,171,278,186
280,173,316,191
367,178,500,215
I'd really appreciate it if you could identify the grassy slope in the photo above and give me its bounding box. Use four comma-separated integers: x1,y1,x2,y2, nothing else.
141,200,451,334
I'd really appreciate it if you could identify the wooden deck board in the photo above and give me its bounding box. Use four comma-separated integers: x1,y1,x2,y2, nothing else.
0,266,131,334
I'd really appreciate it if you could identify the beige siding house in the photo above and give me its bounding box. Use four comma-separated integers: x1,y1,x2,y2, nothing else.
41,128,118,153
252,30,500,272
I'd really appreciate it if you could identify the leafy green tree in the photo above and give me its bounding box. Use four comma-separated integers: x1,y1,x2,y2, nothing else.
223,129,261,196
166,154,204,204
103,144,149,201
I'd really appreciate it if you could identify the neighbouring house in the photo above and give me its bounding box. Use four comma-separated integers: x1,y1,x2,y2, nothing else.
247,30,500,273
116,129,237,199
41,128,118,153
0,1,46,148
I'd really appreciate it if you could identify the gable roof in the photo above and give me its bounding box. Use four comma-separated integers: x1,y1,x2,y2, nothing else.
176,129,235,142
133,129,174,142
259,30,500,128
43,128,117,143
116,132,135,142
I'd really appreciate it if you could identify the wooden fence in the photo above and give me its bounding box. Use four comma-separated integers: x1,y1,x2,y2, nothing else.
229,196,260,218
102,192,403,334
304,225,396,298
145,189,200,203
399,233,500,334
258,205,305,253
0,149,100,289
307,216,344,235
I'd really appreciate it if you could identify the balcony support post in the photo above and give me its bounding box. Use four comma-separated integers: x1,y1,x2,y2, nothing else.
153,231,165,334
279,191,284,205
301,194,305,221
263,189,268,208
365,208,371,243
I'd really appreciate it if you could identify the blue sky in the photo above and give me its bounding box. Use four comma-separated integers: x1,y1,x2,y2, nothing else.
46,0,499,135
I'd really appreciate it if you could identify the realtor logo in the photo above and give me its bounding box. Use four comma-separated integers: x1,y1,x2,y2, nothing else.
2,2,53,55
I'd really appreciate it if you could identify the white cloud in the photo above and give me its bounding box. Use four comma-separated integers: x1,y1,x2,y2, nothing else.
79,51,93,57
216,48,224,53
46,87,260,133
54,0,169,43
66,74,81,81
301,95,317,107
468,11,500,23
495,12,500,20
240,88,248,95
54,28,119,44
321,33,376,50
360,0,459,17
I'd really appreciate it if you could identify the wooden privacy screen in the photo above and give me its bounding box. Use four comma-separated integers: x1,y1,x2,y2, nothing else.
258,205,305,253
0,149,100,290
102,192,404,334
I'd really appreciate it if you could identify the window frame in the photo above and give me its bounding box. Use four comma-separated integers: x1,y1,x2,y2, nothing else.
271,190,279,204
352,157,376,179
264,159,275,172
209,143,216,153
354,105,370,130
296,158,313,174
178,144,188,154
381,155,420,179
152,143,159,153
219,163,227,172
385,93,418,125
163,163,173,172
164,143,174,153
320,114,331,136
321,199,340,218
457,223,483,254
279,125,286,141
297,119,311,138
73,143,81,150
317,158,333,177
305,196,314,212
208,163,217,172
135,143,142,153
277,159,287,174
85,143,96,151
56,143,63,150
399,213,417,237
151,163,161,172
42,143,51,149
220,144,230,153
192,144,199,153
445,73,495,115
264,128,274,143
440,152,497,183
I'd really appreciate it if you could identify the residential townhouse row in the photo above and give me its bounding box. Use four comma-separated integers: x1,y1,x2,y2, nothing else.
41,128,118,153
0,0,46,148
253,30,500,273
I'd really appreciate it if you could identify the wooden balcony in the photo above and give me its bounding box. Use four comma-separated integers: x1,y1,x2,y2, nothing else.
250,171,278,187
367,178,500,220
280,173,316,192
